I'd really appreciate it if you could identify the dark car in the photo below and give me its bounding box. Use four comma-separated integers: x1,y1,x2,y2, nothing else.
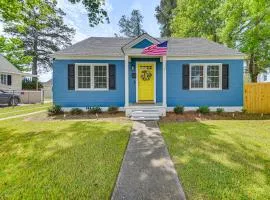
0,90,21,106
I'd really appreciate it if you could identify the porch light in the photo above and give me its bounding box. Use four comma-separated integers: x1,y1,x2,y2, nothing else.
131,64,135,71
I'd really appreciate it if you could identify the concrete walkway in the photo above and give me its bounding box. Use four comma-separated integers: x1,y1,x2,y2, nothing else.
0,110,46,121
112,121,186,200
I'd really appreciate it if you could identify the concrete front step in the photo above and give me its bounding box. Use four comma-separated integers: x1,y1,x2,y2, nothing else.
131,116,160,121
125,106,166,117
132,112,160,117
130,109,160,121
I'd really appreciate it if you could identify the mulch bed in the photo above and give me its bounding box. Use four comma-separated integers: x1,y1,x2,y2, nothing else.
24,112,130,123
54,112,126,120
161,111,270,122
25,111,270,123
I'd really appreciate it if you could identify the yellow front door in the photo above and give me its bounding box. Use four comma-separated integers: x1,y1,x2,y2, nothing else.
138,63,155,102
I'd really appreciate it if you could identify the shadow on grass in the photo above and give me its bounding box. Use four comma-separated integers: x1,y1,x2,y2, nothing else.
0,121,130,199
112,121,186,200
161,121,270,200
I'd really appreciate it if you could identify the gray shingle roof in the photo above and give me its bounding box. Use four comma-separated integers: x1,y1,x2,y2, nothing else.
55,37,131,56
54,36,244,57
167,38,244,57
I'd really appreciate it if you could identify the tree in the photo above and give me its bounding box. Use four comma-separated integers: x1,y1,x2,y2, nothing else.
118,10,145,37
68,0,109,27
0,0,109,27
155,0,177,37
0,0,22,21
0,36,32,71
2,0,75,76
219,0,270,82
171,0,223,42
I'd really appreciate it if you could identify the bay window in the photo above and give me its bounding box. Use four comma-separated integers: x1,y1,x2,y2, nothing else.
190,64,222,90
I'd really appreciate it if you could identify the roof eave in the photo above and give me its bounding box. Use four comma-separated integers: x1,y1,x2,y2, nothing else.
167,55,246,60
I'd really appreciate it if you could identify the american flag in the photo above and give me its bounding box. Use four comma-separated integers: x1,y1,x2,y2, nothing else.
142,41,168,56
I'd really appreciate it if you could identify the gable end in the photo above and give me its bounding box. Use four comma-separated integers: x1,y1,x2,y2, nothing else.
131,39,154,48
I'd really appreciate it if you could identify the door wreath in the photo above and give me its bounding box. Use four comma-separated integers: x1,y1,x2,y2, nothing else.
141,70,152,81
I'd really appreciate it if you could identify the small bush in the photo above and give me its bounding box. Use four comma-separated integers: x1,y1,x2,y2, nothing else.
108,106,119,114
22,79,43,90
70,108,83,115
48,105,63,116
174,106,184,114
197,106,210,114
216,108,224,114
87,107,102,114
242,108,247,113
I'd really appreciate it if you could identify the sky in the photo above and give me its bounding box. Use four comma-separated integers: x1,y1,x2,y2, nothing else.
0,0,161,82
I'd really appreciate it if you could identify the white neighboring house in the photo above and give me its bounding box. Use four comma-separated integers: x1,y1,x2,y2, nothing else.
0,54,23,91
257,68,270,82
0,54,37,91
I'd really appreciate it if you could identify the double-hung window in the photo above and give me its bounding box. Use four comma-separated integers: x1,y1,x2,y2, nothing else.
76,64,108,90
1,74,8,85
190,64,222,90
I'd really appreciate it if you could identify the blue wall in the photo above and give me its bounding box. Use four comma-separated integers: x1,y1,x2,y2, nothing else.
167,60,244,107
129,58,163,103
53,59,243,108
131,39,153,48
53,60,125,107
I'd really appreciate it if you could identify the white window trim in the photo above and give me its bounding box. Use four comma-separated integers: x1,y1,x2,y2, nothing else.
75,63,109,91
189,63,222,90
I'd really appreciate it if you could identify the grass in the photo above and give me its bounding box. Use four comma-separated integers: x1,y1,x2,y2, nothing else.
160,121,270,200
0,117,131,199
0,103,51,119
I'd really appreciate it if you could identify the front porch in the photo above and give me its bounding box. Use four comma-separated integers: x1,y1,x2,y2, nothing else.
124,55,167,107
124,55,167,119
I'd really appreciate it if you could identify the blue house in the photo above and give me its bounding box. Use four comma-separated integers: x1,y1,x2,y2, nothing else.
52,33,245,118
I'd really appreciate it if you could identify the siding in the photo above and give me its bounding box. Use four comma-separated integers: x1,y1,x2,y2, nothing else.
53,60,125,107
53,59,244,108
0,73,22,91
167,59,244,107
131,39,153,48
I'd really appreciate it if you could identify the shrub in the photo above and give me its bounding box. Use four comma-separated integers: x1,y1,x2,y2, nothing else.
48,105,63,116
70,108,83,115
108,106,119,114
216,108,224,114
174,106,184,114
242,108,247,113
197,106,210,114
87,107,102,114
22,79,43,90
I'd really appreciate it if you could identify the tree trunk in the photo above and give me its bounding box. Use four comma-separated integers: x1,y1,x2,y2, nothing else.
32,56,38,75
248,53,258,82
32,36,38,82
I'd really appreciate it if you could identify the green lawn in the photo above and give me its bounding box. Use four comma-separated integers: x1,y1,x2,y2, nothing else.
0,103,51,119
0,117,131,199
160,121,270,200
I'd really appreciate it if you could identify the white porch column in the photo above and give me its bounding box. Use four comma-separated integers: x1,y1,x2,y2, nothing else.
124,55,129,107
162,55,167,107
